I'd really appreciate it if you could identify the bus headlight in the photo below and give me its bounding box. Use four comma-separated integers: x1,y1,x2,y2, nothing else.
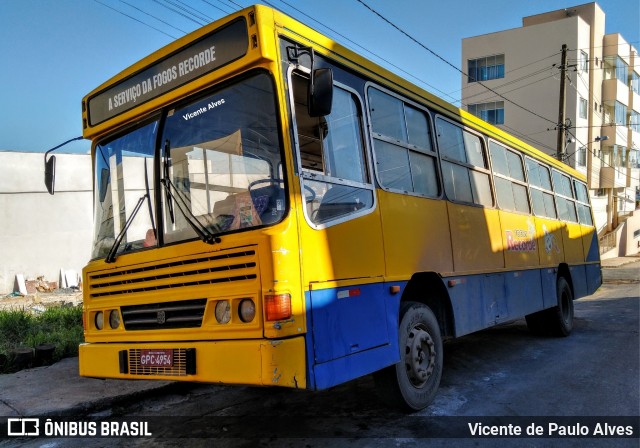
95,311,104,330
215,300,231,324
239,299,256,323
109,310,121,329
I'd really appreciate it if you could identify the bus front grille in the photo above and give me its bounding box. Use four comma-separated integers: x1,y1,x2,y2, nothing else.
121,298,207,330
87,249,258,299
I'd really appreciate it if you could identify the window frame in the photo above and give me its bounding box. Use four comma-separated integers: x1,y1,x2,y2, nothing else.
488,139,531,214
579,50,589,73
573,179,594,227
365,83,441,199
287,65,376,230
579,97,588,119
467,54,505,83
435,115,494,208
525,157,558,220
551,168,578,223
468,101,505,125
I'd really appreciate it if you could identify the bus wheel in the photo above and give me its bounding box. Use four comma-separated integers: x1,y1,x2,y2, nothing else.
374,301,443,411
526,277,574,337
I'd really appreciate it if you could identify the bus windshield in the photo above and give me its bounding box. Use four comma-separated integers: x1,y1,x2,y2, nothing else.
91,72,285,259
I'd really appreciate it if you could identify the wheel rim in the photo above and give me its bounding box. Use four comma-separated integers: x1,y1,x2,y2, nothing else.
404,325,436,388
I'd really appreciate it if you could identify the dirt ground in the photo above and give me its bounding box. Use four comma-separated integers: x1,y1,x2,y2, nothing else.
0,290,83,312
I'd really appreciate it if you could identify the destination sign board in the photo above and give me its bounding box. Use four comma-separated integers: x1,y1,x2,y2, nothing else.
88,18,248,125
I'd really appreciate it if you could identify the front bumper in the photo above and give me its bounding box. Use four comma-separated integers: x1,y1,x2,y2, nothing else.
79,336,306,389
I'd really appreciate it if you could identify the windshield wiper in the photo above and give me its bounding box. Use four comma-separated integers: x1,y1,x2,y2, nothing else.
105,158,156,264
160,178,221,245
105,194,148,263
163,140,175,224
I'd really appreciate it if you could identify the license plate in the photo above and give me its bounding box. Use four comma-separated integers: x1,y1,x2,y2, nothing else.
139,349,173,367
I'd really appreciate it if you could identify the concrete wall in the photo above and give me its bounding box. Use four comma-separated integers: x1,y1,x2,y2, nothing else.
0,151,93,293
619,209,640,256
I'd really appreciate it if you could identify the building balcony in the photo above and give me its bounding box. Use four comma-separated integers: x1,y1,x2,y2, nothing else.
601,124,628,146
599,166,628,188
632,91,640,112
602,78,630,105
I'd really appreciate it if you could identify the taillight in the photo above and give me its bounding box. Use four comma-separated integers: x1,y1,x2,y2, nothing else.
264,294,291,321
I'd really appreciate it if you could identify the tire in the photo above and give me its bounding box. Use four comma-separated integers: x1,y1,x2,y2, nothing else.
526,276,574,337
374,301,443,411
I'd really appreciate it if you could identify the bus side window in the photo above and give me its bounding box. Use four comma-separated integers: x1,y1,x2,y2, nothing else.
368,87,439,197
490,141,530,214
573,179,593,226
292,72,374,225
526,159,557,219
436,118,492,206
552,170,578,222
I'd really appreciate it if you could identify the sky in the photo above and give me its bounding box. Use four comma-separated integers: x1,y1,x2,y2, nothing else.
0,0,638,154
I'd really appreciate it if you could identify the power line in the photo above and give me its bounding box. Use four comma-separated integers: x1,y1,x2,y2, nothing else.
152,0,206,26
119,0,188,34
270,0,459,103
94,0,179,39
200,0,235,15
354,0,558,128
218,0,244,9
172,0,214,21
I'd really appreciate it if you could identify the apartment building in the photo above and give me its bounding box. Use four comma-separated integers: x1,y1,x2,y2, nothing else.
461,2,640,257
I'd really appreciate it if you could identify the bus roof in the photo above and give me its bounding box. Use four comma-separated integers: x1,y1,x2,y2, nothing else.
82,4,585,181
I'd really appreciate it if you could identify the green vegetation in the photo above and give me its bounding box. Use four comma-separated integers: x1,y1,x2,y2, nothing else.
0,305,83,373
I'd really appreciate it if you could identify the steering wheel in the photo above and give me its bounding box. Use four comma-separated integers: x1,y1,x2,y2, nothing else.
303,184,316,203
248,178,284,191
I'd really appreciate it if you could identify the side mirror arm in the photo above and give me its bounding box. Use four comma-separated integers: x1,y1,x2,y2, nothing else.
43,136,84,195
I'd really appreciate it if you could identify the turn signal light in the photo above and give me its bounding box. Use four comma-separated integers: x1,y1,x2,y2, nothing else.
264,294,291,321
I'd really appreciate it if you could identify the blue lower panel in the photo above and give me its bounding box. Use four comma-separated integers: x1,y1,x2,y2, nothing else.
312,342,398,390
585,263,602,295
569,264,588,298
305,281,403,390
447,269,544,337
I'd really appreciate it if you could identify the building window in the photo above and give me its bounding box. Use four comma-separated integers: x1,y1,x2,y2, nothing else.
614,101,628,126
631,110,640,133
579,50,589,73
577,146,587,167
632,71,640,95
604,56,628,84
468,101,504,124
468,54,505,83
630,149,639,169
605,101,628,126
579,97,588,119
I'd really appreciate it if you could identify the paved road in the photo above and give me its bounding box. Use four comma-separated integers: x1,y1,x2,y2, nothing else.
4,270,638,448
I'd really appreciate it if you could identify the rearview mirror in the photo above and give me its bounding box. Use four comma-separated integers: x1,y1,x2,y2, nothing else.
308,68,333,117
44,155,56,195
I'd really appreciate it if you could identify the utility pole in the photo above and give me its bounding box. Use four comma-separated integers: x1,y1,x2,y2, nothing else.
556,44,568,161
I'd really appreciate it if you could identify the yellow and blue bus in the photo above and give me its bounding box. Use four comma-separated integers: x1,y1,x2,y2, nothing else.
54,5,600,410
